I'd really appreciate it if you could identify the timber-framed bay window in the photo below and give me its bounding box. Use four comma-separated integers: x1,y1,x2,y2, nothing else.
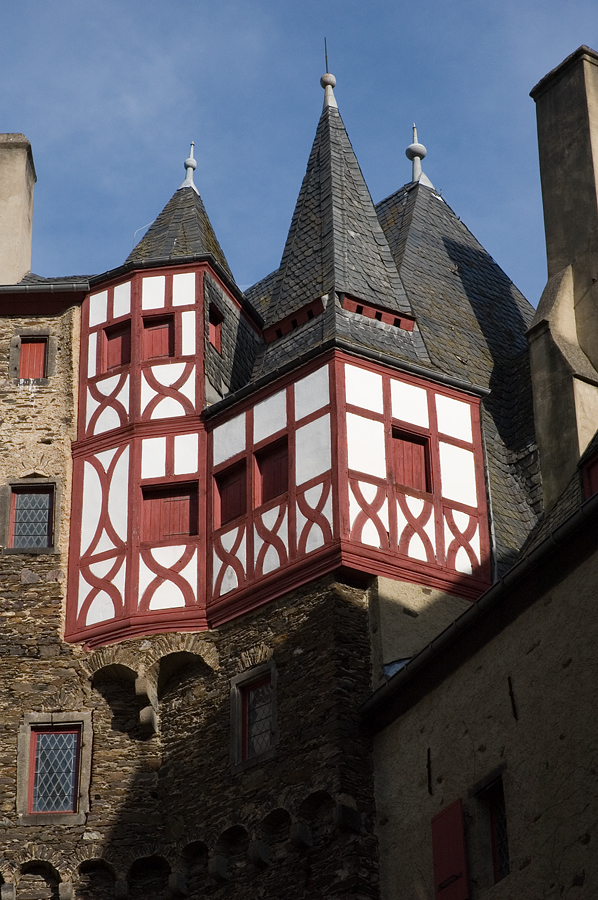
17,711,92,825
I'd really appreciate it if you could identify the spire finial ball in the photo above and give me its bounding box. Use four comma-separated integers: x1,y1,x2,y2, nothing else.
320,72,336,89
406,142,427,161
184,156,197,171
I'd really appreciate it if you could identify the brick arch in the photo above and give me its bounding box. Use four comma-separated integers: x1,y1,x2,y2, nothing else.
13,846,65,876
120,843,176,873
140,633,219,674
71,847,119,878
80,645,140,680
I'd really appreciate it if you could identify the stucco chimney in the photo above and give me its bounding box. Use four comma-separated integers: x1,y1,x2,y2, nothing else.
0,134,36,284
528,47,598,508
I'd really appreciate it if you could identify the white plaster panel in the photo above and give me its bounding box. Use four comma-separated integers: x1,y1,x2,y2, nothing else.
113,281,131,317
151,362,186,385
470,524,480,564
407,532,428,561
396,500,408,545
149,582,186,609
178,369,195,405
88,291,108,327
181,311,196,356
262,544,282,575
303,483,324,509
95,447,118,469
86,391,100,428
305,523,325,552
108,450,129,541
151,544,186,567
151,396,186,419
405,495,425,517
94,531,116,554
294,366,329,421
142,275,165,309
173,272,196,306
116,376,130,414
361,518,383,548
78,574,92,614
80,462,102,554
174,433,198,474
86,593,115,625
95,374,120,397
93,405,121,434
349,484,388,532
87,333,97,378
88,558,115,578
213,413,246,466
219,567,238,595
424,513,436,553
346,413,386,477
295,414,331,486
140,374,157,414
253,390,286,445
261,505,282,532
111,557,126,599
391,380,429,427
254,531,263,564
345,364,383,412
439,442,477,507
452,510,470,532
142,437,166,479
455,546,473,575
178,551,197,599
138,557,155,601
436,395,473,442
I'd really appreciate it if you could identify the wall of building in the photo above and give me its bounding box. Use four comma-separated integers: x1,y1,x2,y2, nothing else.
372,537,598,900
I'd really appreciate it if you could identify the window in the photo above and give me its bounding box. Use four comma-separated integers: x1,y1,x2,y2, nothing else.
142,484,198,542
255,438,288,505
10,487,53,549
209,306,223,354
143,315,174,359
392,428,431,493
484,779,510,884
582,454,598,499
29,727,80,814
431,799,469,900
19,338,47,379
104,321,131,370
230,663,277,769
215,462,246,527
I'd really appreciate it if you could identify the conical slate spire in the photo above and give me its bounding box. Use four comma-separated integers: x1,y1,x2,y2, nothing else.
266,73,410,325
126,146,233,278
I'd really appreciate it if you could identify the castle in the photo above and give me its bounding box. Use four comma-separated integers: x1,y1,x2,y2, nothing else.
0,45,596,900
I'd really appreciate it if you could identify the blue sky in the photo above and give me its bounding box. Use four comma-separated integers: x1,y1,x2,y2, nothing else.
1,1,597,305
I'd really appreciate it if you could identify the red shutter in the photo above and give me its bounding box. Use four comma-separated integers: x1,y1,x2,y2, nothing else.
393,430,429,492
209,307,223,353
142,485,197,541
217,463,246,526
431,799,469,899
143,316,174,359
257,439,288,504
19,339,47,379
106,323,131,369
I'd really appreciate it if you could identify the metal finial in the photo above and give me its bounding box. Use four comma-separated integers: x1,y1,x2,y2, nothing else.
405,124,433,187
325,37,329,73
179,141,199,193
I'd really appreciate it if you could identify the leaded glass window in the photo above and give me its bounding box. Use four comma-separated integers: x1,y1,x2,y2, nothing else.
243,678,272,760
11,488,53,549
30,728,79,813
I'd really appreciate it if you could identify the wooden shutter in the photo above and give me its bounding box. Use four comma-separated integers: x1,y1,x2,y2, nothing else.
217,463,246,526
19,339,47,379
143,316,174,359
105,323,131,369
257,439,288,504
431,799,469,899
393,430,429,492
142,485,197,541
209,306,223,353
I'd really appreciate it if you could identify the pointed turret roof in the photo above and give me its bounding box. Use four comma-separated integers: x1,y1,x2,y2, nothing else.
265,74,411,326
126,147,233,279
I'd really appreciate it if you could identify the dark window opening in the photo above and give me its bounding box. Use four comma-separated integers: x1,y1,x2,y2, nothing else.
394,317,402,327
209,306,223,354
242,677,273,761
105,321,131,370
485,779,510,883
142,484,198,542
143,315,174,359
10,487,53,549
392,429,431,493
275,328,283,339
375,310,383,321
307,309,314,320
582,455,598,499
29,727,80,814
215,462,247,527
19,338,47,380
256,438,288,506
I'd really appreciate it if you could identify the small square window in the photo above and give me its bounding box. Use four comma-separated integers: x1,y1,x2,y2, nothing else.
19,338,47,380
255,438,288,506
105,321,131,370
242,677,273,761
215,462,247,527
392,429,431,493
10,487,53,549
209,306,223,354
142,484,198,543
29,727,80,814
143,315,174,360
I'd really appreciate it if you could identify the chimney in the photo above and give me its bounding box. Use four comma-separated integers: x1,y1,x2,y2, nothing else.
0,133,36,284
528,47,598,508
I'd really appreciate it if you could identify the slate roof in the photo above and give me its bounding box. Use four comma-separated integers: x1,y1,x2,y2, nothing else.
19,273,90,284
126,184,233,279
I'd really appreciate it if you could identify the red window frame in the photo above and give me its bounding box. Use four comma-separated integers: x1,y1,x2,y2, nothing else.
392,428,431,494
19,338,47,379
255,437,288,506
9,486,54,549
28,726,81,815
209,306,223,354
141,483,198,543
143,315,175,360
215,462,247,527
241,675,273,761
104,321,131,371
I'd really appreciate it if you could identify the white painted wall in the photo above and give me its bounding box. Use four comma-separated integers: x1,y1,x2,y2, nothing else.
346,413,386,478
391,380,429,427
294,366,329,420
345,364,384,413
213,413,246,465
295,414,331,485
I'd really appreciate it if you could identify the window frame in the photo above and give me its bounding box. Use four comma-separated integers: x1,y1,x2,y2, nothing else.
0,478,59,555
214,460,247,528
230,662,277,771
254,436,289,508
142,313,175,360
208,305,224,354
9,485,54,551
103,320,132,372
391,426,432,495
141,482,199,545
9,331,56,384
28,726,81,815
17,711,92,826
